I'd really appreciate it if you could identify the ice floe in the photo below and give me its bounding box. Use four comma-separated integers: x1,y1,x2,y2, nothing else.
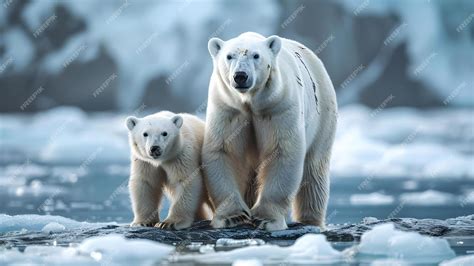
0,214,113,233
399,190,458,206
350,192,395,205
357,223,455,263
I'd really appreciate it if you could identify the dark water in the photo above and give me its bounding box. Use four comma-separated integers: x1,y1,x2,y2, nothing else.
2,162,472,225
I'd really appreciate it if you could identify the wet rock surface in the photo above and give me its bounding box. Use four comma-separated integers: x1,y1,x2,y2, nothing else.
1,216,473,249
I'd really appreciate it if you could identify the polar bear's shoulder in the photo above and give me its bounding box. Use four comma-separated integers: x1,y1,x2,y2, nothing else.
179,113,205,144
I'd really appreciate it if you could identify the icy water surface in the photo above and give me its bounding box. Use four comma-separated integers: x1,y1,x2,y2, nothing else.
1,163,472,225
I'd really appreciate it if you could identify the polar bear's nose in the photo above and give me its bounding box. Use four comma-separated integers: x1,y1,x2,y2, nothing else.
233,71,248,86
150,146,162,157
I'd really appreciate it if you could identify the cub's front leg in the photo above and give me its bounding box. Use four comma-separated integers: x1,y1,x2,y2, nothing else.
156,169,203,230
129,159,165,227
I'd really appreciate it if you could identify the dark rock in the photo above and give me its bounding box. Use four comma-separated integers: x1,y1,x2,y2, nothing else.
1,216,472,249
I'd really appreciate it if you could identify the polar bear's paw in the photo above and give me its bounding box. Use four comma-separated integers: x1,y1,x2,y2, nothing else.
155,219,193,230
252,217,287,231
251,205,288,231
130,221,155,227
211,210,252,228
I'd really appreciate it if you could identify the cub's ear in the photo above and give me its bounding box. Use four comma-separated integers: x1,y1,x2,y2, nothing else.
126,116,139,131
266,35,282,56
171,115,183,129
208,37,224,58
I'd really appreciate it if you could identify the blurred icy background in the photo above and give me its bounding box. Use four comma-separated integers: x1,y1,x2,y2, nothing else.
0,0,473,225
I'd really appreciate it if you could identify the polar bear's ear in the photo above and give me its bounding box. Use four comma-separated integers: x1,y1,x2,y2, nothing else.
171,115,183,129
126,116,139,131
208,37,224,58
266,35,282,56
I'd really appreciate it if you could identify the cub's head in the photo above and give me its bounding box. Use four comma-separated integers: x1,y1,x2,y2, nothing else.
125,113,183,163
208,33,281,94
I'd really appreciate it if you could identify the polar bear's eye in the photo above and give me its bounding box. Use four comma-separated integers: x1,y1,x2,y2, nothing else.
161,132,168,137
226,54,232,60
143,132,148,137
253,54,259,59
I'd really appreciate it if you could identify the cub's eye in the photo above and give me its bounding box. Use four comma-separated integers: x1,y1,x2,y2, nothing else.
161,132,168,137
143,132,148,137
253,54,259,59
226,54,232,60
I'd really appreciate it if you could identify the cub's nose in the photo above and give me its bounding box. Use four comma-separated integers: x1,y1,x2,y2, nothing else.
233,71,248,87
150,145,162,157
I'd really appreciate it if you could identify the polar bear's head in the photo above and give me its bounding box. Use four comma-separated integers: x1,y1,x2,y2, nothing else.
125,113,183,163
208,33,281,94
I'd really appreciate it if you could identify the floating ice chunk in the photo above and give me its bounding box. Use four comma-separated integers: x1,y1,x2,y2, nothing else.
400,190,457,206
362,217,379,224
184,234,341,264
440,255,474,266
216,238,265,248
0,214,114,233
371,258,409,266
350,192,395,205
78,234,173,263
0,234,173,265
233,259,263,266
41,222,66,233
358,223,455,263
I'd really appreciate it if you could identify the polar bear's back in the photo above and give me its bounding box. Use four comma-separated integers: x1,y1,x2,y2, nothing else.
180,113,205,148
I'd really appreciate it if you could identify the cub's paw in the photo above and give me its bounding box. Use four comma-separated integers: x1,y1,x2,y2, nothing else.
211,209,252,228
155,219,192,230
130,221,155,227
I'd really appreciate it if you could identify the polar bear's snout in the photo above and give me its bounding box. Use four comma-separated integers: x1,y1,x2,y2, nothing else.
233,71,250,89
149,145,162,158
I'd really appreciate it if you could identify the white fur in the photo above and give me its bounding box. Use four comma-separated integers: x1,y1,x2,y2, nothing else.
204,32,337,231
127,111,212,229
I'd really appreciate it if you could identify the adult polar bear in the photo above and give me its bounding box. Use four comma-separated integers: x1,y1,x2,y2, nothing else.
203,32,337,231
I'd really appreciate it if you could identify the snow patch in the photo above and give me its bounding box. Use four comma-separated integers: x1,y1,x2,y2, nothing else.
0,214,114,233
440,255,474,266
184,234,342,264
0,234,173,265
358,223,455,263
41,222,66,233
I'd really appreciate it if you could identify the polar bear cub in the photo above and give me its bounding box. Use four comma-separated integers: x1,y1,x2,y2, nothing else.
126,111,211,230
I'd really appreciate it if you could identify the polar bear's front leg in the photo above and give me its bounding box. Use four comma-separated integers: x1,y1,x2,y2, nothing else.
251,126,305,231
203,112,253,228
203,150,252,228
129,161,165,227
